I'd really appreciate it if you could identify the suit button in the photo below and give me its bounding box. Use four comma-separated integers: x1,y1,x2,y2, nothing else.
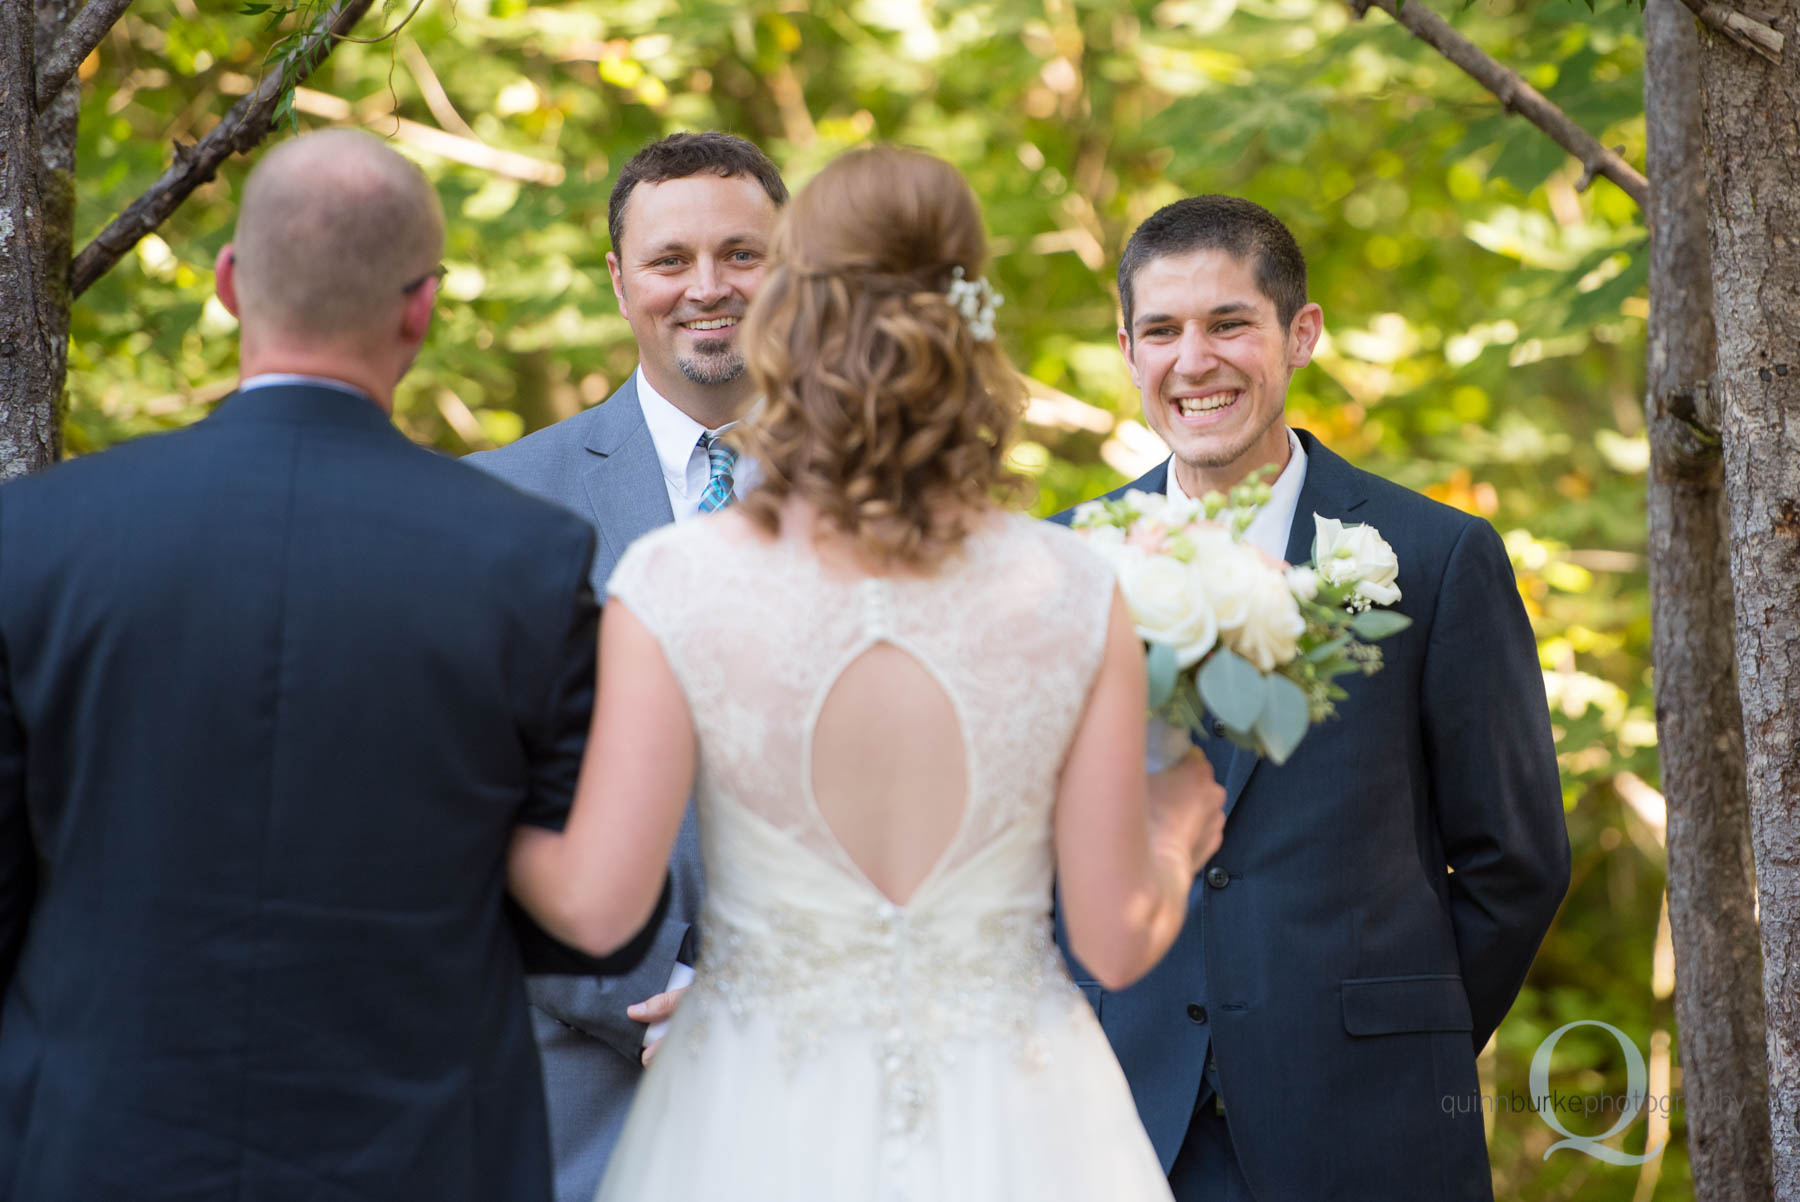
1209,719,1226,737
1205,866,1230,889
1187,1003,1209,1024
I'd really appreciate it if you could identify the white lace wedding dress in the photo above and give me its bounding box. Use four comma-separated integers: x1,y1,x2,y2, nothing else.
595,510,1173,1202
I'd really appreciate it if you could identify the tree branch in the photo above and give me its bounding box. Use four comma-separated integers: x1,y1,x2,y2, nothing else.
67,0,378,299
1676,0,1784,64
35,0,133,109
1347,0,1650,210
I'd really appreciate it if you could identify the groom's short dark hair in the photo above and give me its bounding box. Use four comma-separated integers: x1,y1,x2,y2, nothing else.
608,131,788,254
1117,195,1308,336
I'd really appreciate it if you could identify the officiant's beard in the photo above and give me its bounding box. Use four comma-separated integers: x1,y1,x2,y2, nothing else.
678,344,747,387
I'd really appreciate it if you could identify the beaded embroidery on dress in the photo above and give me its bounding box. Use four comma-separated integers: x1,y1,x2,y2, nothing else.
594,511,1174,1202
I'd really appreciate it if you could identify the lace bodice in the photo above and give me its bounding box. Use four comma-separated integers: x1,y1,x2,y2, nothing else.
607,510,1116,1139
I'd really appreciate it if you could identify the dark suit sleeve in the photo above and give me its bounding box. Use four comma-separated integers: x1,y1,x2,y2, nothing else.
1420,519,1570,1048
0,522,32,1001
517,525,599,832
510,519,666,978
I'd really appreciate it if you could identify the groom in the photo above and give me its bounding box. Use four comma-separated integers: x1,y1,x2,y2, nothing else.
467,130,786,1202
1056,196,1569,1200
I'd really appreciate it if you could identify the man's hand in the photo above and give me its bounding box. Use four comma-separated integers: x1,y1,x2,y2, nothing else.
628,986,687,1065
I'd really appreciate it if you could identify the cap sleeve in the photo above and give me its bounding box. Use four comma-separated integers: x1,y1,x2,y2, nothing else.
603,525,687,651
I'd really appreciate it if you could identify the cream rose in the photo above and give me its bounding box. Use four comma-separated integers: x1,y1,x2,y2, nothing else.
1285,564,1321,602
1196,541,1267,633
1220,564,1306,672
1115,547,1219,668
1312,515,1402,607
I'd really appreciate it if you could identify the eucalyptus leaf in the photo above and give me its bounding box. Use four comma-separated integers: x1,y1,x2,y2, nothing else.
1350,609,1413,640
1197,647,1267,731
1305,634,1351,664
1253,675,1312,766
1146,640,1179,712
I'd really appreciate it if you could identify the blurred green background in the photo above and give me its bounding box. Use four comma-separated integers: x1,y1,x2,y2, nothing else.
67,0,1673,1194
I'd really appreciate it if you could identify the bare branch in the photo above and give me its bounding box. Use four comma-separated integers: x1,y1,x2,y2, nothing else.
1676,0,1784,64
67,0,379,299
35,0,133,109
1347,0,1650,210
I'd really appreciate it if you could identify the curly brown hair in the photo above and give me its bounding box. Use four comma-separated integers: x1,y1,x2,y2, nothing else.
735,146,1026,569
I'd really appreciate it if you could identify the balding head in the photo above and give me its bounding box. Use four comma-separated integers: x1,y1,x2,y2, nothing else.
231,129,444,344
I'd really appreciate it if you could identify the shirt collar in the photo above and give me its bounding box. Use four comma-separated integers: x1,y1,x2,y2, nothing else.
1167,426,1309,561
239,373,373,403
634,367,736,496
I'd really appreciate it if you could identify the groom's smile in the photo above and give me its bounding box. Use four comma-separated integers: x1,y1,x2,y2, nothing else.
1120,246,1322,498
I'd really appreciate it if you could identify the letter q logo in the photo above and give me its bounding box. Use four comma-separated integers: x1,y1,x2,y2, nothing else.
1530,1020,1665,1165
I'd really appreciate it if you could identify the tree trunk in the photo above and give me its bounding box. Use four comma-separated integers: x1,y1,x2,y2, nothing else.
1697,2,1800,1194
34,0,81,465
0,0,60,480
1644,1,1773,1196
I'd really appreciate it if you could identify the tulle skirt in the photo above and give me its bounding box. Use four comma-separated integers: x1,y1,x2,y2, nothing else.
595,989,1173,1202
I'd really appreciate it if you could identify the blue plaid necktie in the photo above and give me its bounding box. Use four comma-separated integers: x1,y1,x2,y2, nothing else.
697,432,737,513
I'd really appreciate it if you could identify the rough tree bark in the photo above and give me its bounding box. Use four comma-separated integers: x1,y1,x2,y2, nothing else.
0,0,380,482
0,0,62,480
1644,1,1773,1196
1696,1,1800,1194
33,0,84,475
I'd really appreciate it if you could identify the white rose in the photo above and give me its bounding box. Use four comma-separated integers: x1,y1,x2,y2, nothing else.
1123,490,1171,524
1221,564,1306,672
1196,541,1266,633
1115,547,1218,668
1312,515,1402,606
1076,523,1128,563
1286,564,1321,602
1071,500,1109,529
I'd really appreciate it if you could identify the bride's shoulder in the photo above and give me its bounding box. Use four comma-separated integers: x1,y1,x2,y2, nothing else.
979,511,1116,588
608,513,757,599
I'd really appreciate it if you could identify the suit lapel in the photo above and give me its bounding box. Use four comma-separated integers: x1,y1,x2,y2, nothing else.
579,376,677,597
1219,428,1370,817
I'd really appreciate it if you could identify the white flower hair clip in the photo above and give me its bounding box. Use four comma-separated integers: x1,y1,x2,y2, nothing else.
946,265,1003,342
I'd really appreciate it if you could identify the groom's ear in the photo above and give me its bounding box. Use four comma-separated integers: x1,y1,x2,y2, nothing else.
1116,325,1143,390
1287,303,1323,369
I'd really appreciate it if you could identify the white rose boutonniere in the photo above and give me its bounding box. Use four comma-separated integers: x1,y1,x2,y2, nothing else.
1311,515,1402,610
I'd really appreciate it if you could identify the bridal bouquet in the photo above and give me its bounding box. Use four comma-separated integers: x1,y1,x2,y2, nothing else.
1070,478,1411,767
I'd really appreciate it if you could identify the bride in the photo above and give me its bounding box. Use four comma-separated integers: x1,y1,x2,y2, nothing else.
506,145,1225,1201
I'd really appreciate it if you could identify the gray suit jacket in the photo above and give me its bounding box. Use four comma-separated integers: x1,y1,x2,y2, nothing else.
466,374,705,1202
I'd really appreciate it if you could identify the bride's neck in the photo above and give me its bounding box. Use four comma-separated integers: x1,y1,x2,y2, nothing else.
775,495,999,577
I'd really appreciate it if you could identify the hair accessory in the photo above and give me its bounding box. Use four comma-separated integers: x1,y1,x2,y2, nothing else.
946,265,1003,342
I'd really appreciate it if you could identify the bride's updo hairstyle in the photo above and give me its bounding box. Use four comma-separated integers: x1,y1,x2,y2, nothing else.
737,146,1025,569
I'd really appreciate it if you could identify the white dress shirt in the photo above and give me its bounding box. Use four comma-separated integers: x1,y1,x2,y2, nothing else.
634,367,759,522
1167,426,1309,561
238,373,372,402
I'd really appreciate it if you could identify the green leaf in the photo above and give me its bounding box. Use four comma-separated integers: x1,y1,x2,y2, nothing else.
239,3,271,12
1197,647,1267,731
1146,641,1179,712
1350,609,1413,640
1254,675,1312,766
1305,634,1351,664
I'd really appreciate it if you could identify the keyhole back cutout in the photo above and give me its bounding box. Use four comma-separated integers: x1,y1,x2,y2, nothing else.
809,642,968,908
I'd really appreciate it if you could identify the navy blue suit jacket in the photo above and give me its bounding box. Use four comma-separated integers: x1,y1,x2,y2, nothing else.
1055,429,1568,1201
0,385,607,1202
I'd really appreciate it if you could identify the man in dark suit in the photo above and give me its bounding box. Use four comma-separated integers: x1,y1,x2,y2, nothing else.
465,131,786,1202
0,129,613,1202
1056,196,1570,1200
